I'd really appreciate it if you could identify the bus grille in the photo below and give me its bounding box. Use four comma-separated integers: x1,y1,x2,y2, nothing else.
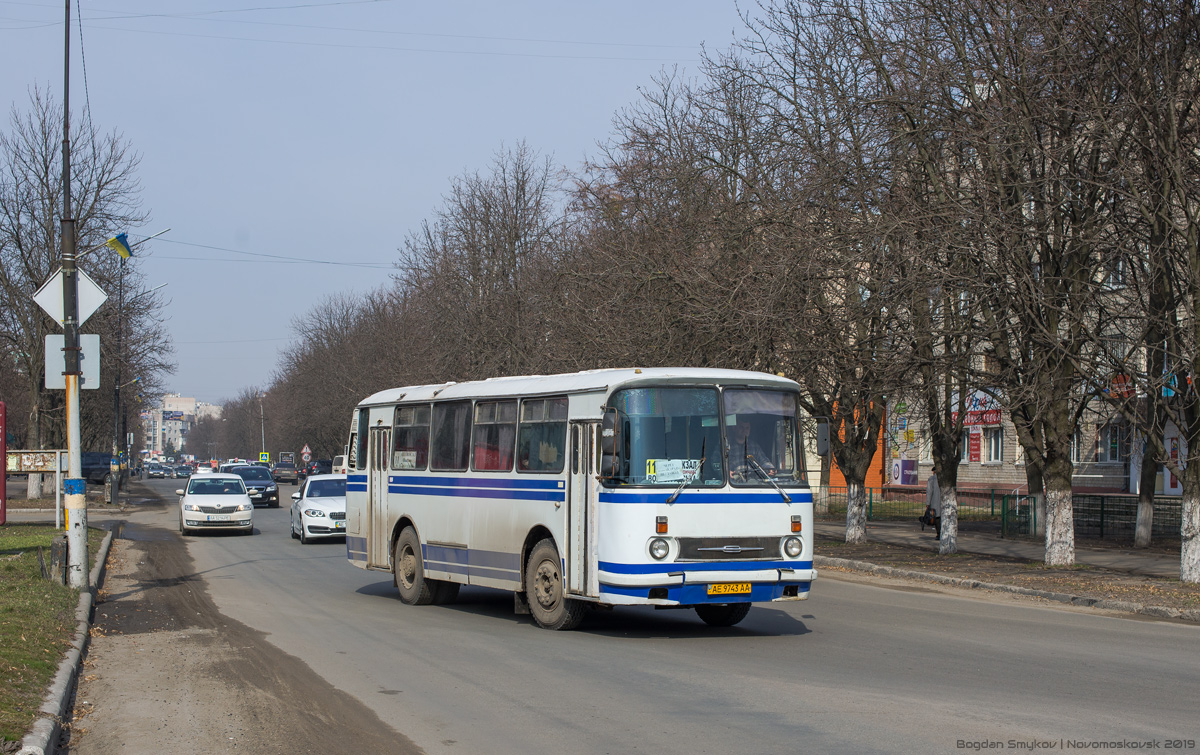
676,536,778,561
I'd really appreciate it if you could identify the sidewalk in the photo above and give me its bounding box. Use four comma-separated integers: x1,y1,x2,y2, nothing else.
814,520,1181,579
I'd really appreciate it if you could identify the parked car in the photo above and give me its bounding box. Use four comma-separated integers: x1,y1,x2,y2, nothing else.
271,462,299,484
81,452,111,484
290,473,347,543
177,473,253,535
229,465,279,507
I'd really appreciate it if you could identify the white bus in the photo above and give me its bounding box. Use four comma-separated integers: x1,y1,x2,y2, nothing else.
344,368,821,630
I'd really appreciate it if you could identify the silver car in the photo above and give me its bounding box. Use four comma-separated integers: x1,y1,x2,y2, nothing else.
290,473,347,544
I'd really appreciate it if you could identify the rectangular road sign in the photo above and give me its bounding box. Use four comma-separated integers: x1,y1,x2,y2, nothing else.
44,335,100,389
260,452,270,463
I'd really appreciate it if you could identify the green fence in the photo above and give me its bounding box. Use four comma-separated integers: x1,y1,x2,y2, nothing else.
812,486,1180,540
813,486,1004,522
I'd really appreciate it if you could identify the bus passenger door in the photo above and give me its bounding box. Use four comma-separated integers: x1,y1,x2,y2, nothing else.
367,427,391,569
567,421,599,597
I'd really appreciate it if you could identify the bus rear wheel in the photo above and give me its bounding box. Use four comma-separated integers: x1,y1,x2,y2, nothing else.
393,527,435,605
525,539,587,630
695,603,751,627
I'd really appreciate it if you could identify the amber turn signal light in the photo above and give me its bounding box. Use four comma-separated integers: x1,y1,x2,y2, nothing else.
791,516,802,533
656,516,668,534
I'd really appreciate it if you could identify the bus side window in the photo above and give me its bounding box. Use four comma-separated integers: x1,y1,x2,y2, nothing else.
354,410,369,470
393,404,431,470
517,397,567,473
473,400,517,472
430,401,471,472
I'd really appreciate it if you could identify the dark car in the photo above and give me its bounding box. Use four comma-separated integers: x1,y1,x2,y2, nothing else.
232,465,280,507
308,459,332,477
146,463,166,479
175,465,192,479
81,452,111,484
272,462,299,484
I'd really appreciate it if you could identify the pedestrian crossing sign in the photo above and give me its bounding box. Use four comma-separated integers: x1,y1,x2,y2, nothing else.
260,452,270,463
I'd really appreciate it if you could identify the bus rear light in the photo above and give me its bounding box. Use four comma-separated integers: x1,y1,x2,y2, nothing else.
791,516,802,533
656,516,668,534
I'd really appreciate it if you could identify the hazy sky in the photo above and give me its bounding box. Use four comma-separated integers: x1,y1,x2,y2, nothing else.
2,0,746,404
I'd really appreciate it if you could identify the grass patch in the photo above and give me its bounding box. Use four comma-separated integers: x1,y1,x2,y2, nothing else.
0,525,105,744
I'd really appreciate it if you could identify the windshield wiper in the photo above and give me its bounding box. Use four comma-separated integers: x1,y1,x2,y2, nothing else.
666,439,705,504
746,455,791,503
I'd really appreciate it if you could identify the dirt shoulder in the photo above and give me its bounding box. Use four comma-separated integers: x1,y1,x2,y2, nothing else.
816,534,1200,615
64,507,420,754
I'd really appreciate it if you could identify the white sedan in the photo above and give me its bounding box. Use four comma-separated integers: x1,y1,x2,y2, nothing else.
290,473,347,544
178,473,254,535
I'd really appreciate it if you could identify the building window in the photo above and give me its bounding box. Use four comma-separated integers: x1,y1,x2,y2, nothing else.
960,431,970,462
1096,422,1127,463
984,427,1003,463
1071,428,1081,464
919,429,932,463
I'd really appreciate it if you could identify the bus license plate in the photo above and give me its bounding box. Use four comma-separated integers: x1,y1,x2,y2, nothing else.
707,583,751,596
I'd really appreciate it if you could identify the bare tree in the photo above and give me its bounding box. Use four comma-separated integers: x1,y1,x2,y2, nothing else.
0,88,163,494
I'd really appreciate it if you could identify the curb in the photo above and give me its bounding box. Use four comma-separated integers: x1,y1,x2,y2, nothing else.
814,555,1200,623
18,530,113,755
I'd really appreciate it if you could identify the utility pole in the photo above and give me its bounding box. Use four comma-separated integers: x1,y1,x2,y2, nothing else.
110,253,124,506
259,393,266,456
60,0,87,589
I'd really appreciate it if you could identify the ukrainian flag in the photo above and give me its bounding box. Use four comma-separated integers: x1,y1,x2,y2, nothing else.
106,232,132,259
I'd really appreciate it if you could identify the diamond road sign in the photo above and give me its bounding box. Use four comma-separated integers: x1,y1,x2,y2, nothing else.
33,267,109,328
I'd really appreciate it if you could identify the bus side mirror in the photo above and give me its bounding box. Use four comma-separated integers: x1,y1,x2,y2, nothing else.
816,420,830,457
600,408,619,479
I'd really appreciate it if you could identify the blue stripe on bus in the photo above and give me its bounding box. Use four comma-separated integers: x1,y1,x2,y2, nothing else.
347,536,367,562
599,491,812,504
389,484,565,502
347,475,367,483
347,485,368,492
599,559,813,574
599,582,811,603
391,475,564,490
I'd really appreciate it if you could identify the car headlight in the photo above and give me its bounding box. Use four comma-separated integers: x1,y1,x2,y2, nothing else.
183,503,200,511
304,509,326,518
236,502,254,511
783,536,803,558
267,484,277,491
648,537,670,560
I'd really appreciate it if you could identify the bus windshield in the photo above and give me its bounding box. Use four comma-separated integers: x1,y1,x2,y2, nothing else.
724,389,803,485
605,387,724,486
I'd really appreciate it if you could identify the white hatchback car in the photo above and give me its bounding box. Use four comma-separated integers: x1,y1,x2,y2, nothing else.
178,473,254,536
290,473,347,544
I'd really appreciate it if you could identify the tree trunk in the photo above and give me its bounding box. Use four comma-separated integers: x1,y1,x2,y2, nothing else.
845,481,868,543
1044,477,1075,566
27,472,44,499
1135,438,1158,548
938,485,958,555
1182,456,1200,584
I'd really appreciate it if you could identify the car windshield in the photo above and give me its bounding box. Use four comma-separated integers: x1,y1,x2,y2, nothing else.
306,479,346,498
234,467,273,481
187,479,246,495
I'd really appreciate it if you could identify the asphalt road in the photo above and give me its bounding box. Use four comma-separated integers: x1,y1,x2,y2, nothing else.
124,479,1200,754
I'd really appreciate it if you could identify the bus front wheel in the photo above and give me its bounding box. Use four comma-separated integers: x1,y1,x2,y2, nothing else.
695,603,751,627
393,527,435,605
525,539,587,630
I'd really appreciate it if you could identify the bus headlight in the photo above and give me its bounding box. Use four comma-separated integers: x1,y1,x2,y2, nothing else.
783,536,803,558
649,538,670,560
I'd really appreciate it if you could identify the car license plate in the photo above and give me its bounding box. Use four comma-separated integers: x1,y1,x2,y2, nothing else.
707,582,751,596
250,492,262,498
209,515,231,522
334,521,345,529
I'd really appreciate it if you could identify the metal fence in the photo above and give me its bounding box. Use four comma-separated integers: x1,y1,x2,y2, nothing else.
812,486,1181,541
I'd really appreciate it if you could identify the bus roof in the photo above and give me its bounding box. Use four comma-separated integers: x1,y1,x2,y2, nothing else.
356,368,800,407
